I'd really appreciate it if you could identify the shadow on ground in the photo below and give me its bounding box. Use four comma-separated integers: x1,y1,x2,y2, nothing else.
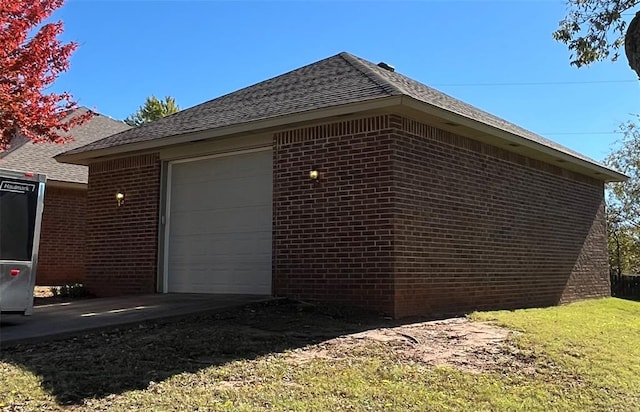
0,299,424,406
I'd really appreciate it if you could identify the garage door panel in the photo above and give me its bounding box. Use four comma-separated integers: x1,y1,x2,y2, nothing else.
169,233,272,258
170,208,271,235
169,271,271,294
172,259,271,271
172,154,270,180
166,150,272,295
171,154,271,183
170,256,271,271
171,178,272,211
169,258,271,271
169,261,271,293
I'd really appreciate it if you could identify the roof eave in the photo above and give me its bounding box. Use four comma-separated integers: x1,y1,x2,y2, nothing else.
400,96,629,183
55,96,405,166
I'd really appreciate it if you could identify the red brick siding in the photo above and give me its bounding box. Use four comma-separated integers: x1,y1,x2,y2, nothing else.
82,116,610,318
272,114,609,318
559,200,610,303
392,116,609,317
85,153,160,296
36,187,86,285
273,116,396,314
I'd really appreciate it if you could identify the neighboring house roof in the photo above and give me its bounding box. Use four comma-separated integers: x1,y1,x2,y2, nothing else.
0,108,130,185
57,52,627,181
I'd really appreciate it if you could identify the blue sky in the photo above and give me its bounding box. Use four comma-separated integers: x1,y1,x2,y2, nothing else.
50,0,639,162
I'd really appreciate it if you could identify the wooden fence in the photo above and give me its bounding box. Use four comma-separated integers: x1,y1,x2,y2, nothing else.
611,273,640,300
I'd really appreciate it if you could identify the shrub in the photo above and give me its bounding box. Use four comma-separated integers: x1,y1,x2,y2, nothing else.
49,283,87,298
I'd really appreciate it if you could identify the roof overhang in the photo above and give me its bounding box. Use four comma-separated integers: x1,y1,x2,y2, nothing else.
398,96,628,183
55,96,404,165
56,94,628,182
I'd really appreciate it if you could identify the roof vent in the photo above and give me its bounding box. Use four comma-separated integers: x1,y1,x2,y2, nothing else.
377,62,395,72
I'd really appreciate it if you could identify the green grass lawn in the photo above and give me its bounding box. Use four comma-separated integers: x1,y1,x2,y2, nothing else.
1,298,639,411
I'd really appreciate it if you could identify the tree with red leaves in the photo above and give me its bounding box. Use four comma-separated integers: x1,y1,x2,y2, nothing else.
0,0,90,151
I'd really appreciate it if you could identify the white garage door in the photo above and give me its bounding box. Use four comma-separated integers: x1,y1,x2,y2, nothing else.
166,149,272,294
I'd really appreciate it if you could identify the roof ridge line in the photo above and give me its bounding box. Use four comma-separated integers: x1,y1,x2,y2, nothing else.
338,52,404,96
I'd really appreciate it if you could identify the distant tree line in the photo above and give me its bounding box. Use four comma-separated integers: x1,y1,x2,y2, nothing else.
606,120,640,275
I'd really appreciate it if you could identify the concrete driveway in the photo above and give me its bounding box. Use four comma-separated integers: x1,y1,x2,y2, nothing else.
0,294,271,346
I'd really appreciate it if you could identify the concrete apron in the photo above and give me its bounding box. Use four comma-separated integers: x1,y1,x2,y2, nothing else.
0,294,272,346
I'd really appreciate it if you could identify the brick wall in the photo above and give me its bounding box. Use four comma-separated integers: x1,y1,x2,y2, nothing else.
392,115,609,317
273,116,396,314
85,153,160,296
559,200,610,303
36,186,86,285
81,115,610,317
272,114,609,318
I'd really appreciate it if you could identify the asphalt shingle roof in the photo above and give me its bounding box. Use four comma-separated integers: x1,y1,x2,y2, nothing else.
59,53,606,171
0,108,130,183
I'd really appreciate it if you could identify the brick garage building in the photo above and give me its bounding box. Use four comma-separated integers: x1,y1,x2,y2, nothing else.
57,53,627,318
0,108,130,285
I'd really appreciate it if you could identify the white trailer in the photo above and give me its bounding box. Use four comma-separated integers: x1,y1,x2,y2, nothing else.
0,168,46,316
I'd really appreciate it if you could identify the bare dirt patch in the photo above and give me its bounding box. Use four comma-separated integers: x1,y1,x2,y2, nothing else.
2,299,530,406
288,317,524,373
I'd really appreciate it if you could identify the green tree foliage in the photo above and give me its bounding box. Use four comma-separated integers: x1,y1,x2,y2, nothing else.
606,118,640,274
124,95,180,127
608,224,640,275
553,0,639,67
